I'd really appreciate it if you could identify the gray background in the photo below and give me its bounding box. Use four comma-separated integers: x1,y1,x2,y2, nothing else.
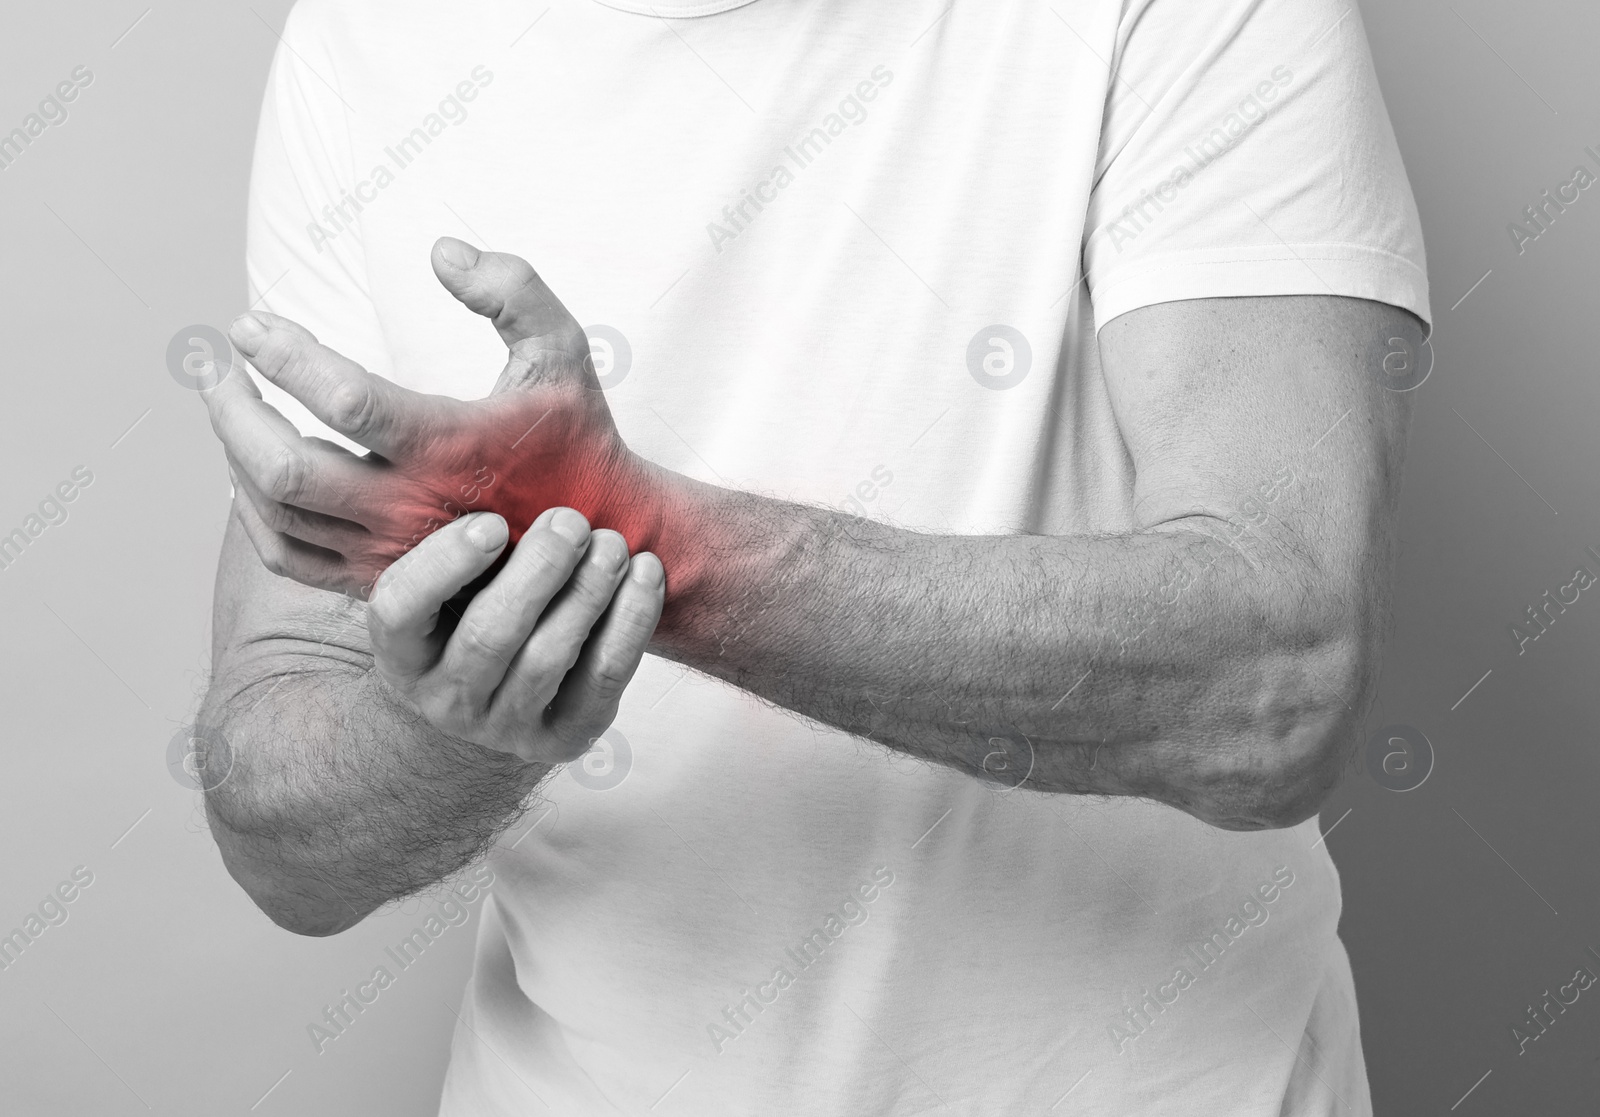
0,0,1593,1112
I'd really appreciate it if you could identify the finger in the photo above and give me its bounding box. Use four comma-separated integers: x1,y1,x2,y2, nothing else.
367,512,510,681
199,344,286,449
544,552,665,745
434,507,595,705
228,311,435,458
229,454,373,556
430,238,585,351
198,346,264,409
230,479,352,594
208,372,387,525
490,527,633,729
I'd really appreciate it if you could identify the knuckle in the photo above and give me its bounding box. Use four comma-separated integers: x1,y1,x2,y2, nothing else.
326,380,376,436
280,341,317,377
518,642,573,687
615,599,662,643
588,650,633,696
498,256,539,295
269,342,312,387
453,616,504,661
477,251,535,292
571,560,621,606
258,543,290,579
256,498,295,533
524,531,578,571
262,445,311,505
506,254,539,283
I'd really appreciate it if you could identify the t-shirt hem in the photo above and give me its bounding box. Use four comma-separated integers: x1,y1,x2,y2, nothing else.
587,0,762,16
1089,243,1432,334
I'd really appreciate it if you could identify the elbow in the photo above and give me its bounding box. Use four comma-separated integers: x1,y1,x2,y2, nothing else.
1194,627,1372,832
205,798,373,938
258,898,367,939
195,706,376,937
1211,748,1343,832
195,677,386,937
252,878,370,938
218,836,372,937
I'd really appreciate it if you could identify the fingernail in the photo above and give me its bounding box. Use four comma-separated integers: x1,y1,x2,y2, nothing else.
465,513,508,552
230,314,267,349
631,552,664,589
599,534,628,573
438,237,480,270
550,508,589,546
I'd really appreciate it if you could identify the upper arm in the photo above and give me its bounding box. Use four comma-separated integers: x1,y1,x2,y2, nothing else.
1100,293,1416,530
1097,291,1419,651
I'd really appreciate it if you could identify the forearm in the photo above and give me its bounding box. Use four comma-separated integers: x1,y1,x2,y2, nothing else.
608,464,1377,829
200,641,546,935
210,277,1407,832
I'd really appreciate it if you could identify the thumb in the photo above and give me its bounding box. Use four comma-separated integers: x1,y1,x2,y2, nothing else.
431,237,585,352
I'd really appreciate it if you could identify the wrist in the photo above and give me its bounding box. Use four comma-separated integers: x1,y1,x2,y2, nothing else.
586,447,720,632
576,442,655,551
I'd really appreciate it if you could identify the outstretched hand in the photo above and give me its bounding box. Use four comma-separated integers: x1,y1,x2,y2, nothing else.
203,237,657,600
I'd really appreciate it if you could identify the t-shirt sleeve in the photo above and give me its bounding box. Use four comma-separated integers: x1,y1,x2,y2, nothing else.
1083,0,1430,331
243,1,389,449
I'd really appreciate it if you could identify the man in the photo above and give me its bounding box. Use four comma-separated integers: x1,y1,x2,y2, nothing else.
197,0,1429,1112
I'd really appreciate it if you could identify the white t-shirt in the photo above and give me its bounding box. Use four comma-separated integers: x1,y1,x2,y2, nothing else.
245,1,1429,1113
